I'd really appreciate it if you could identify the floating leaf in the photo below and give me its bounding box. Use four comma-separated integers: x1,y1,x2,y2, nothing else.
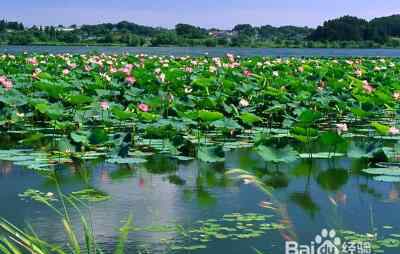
211,118,242,129
198,110,224,122
106,157,147,164
371,122,390,135
71,188,110,202
239,113,262,125
362,168,400,176
299,152,345,159
256,145,298,163
68,95,93,105
111,107,136,121
197,145,225,163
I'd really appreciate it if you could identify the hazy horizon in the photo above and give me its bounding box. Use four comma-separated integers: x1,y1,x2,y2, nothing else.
2,0,400,29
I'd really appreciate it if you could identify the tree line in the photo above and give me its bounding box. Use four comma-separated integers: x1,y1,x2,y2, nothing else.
309,15,400,45
0,14,400,48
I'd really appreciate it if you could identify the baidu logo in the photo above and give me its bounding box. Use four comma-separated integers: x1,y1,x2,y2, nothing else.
285,228,371,254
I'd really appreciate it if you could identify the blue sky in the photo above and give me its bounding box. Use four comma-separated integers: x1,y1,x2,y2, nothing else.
3,0,400,28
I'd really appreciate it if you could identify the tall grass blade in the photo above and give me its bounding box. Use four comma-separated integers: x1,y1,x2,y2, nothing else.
114,215,133,254
62,218,81,254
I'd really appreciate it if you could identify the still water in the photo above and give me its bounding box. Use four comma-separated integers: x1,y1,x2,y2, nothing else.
1,148,399,253
2,45,400,57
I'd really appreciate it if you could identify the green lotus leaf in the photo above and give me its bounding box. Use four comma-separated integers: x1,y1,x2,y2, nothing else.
256,145,298,163
239,112,262,125
198,110,224,122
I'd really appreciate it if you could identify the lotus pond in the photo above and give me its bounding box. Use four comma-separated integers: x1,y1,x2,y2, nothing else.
1,54,400,253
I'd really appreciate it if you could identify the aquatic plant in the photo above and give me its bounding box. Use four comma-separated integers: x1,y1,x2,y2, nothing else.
2,53,400,253
0,174,130,254
0,54,399,164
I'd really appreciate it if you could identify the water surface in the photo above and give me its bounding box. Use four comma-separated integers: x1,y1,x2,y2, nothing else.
1,149,399,253
2,46,400,57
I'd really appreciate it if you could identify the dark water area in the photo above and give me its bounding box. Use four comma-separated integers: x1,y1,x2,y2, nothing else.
1,148,399,253
2,45,400,57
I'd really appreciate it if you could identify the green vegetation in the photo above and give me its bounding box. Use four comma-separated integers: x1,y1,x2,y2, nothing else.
0,53,400,253
1,14,400,47
309,15,400,47
0,180,134,254
0,54,398,163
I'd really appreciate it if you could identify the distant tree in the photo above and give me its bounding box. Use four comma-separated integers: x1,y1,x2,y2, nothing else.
233,24,256,37
204,38,217,47
0,20,6,32
0,14,398,47
128,34,141,46
175,23,207,39
258,25,276,39
387,38,400,48
308,16,368,41
59,32,80,43
98,33,114,43
217,37,229,46
115,21,161,36
366,15,400,42
230,35,251,47
30,25,39,32
8,32,34,45
151,31,178,46
305,41,315,48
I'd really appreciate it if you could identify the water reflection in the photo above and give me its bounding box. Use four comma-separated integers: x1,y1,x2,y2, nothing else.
290,192,320,218
387,184,400,202
1,148,400,253
316,168,349,192
0,161,12,176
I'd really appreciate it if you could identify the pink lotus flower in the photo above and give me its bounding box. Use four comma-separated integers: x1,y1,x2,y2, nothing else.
63,69,70,75
389,127,400,135
229,62,240,68
138,103,149,112
125,76,136,85
362,81,374,94
227,53,235,63
159,73,166,83
100,101,109,110
109,67,117,73
0,76,12,91
122,67,131,75
68,63,77,69
243,70,252,77
84,65,92,72
122,64,133,75
354,69,363,77
336,123,348,134
2,80,12,91
185,67,193,73
27,58,38,65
